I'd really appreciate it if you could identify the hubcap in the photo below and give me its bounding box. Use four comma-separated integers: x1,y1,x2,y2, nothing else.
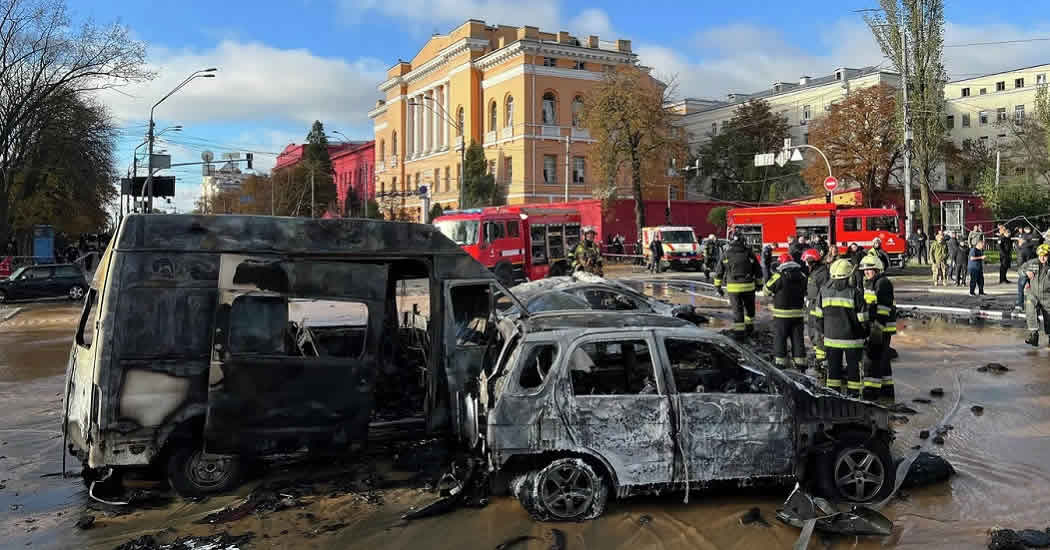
834,448,885,502
538,462,595,519
185,451,233,489
70,286,84,299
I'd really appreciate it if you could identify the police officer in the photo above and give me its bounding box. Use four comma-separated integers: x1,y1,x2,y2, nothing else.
803,248,828,370
1023,244,1050,347
572,226,603,276
765,252,807,370
860,255,896,400
813,259,868,397
715,234,762,337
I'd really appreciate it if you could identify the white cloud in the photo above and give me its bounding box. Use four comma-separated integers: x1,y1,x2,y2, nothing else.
942,22,1050,80
97,40,387,129
568,8,614,38
338,0,561,32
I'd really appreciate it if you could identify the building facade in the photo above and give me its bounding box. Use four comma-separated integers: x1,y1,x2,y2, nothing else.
369,19,683,221
201,157,247,209
273,141,375,216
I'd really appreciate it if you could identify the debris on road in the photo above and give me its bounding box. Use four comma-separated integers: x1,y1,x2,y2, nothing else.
972,405,985,415
987,527,1050,550
919,430,930,440
977,363,1010,374
548,528,566,550
899,453,956,489
913,398,933,404
638,514,653,525
75,514,95,530
777,485,892,541
740,507,770,527
930,388,945,397
887,403,919,414
112,532,255,550
495,535,540,550
889,415,910,424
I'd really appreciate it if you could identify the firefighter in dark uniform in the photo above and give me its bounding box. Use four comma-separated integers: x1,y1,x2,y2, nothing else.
715,234,762,337
572,226,603,276
813,259,869,397
765,252,807,370
860,255,896,400
803,248,828,370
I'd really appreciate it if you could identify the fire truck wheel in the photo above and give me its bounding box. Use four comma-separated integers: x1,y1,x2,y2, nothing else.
493,262,514,286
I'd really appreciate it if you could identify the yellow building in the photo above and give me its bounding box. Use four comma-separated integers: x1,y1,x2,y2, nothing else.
369,19,683,220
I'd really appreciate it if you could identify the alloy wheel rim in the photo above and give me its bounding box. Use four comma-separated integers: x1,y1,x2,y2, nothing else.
538,462,595,518
70,286,84,299
185,450,233,489
834,448,885,502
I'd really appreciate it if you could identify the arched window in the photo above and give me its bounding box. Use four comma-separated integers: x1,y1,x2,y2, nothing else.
572,96,584,128
505,96,514,128
489,101,497,131
379,139,385,161
391,131,398,155
456,106,464,136
542,92,557,125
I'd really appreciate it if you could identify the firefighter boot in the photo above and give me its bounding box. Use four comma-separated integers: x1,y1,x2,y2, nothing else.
880,384,895,400
862,385,881,401
1026,331,1039,347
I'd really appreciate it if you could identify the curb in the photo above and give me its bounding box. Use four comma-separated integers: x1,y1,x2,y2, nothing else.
897,303,1031,321
0,307,24,322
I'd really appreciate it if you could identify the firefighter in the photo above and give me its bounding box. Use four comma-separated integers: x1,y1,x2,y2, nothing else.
1023,244,1050,347
860,255,896,400
715,234,762,337
702,234,719,281
813,259,868,397
572,226,604,276
867,237,891,273
765,252,807,370
803,248,828,370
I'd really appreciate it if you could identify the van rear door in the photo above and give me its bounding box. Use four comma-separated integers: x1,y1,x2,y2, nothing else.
204,254,387,455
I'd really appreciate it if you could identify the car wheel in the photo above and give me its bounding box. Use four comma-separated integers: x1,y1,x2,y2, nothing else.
68,285,86,301
816,432,895,504
0,290,6,303
517,458,609,521
166,445,241,497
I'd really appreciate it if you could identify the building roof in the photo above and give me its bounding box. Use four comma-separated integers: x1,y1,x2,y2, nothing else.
948,62,1050,84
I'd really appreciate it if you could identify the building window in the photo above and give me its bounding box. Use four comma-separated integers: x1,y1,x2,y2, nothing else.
980,88,987,95
961,87,970,97
946,115,955,129
962,113,971,128
505,95,514,127
963,174,971,188
996,81,1006,92
381,180,387,195
711,122,717,135
997,107,1007,122
801,104,811,124
432,169,439,192
391,131,397,156
379,139,385,161
835,71,842,81
572,157,585,185
1016,166,1027,176
444,166,450,192
542,92,557,125
574,60,585,70
489,101,497,131
979,136,989,147
543,155,556,184
456,107,464,136
572,96,583,127
503,157,512,185
1016,77,1025,88
803,133,809,145
946,174,954,188
543,57,556,67
1038,74,1047,85
979,111,988,125
1016,104,1026,123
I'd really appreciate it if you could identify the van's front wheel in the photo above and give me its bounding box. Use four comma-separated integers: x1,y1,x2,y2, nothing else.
166,445,241,497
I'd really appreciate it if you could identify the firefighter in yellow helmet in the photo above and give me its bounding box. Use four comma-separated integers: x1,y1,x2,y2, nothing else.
860,254,896,400
1023,243,1050,346
812,258,868,397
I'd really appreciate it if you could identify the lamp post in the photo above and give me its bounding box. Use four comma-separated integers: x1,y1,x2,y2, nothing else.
131,126,181,214
409,99,465,209
146,68,216,212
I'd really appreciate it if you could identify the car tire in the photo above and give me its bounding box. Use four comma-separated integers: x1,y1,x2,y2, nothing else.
816,432,895,504
166,445,241,497
68,285,86,301
516,458,609,521
0,290,6,303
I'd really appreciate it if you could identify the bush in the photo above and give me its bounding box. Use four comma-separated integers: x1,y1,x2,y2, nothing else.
707,207,728,232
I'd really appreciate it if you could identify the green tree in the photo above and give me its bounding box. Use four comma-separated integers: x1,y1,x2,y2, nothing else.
707,206,728,232
698,99,803,202
866,0,950,234
977,174,1050,220
304,120,337,217
462,141,501,208
364,199,383,220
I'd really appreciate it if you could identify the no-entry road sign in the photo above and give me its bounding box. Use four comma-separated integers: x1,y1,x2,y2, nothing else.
823,176,838,192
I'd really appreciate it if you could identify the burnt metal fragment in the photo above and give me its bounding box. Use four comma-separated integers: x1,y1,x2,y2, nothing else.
740,507,770,527
977,363,1010,374
930,388,945,397
919,430,930,440
75,515,96,530
548,528,566,550
913,398,933,404
972,405,985,416
495,536,540,550
898,453,956,489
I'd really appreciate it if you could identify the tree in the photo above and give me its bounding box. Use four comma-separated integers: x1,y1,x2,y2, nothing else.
0,0,151,244
582,66,686,236
462,141,501,208
866,0,949,234
978,175,1050,221
996,114,1050,186
803,84,901,206
698,99,803,202
364,199,383,220
303,121,337,217
707,206,728,233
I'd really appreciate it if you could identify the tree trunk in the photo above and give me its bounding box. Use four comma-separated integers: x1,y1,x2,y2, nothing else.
0,173,9,248
631,151,645,237
919,180,931,235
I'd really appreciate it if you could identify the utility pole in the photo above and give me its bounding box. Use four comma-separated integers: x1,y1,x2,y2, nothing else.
900,25,914,239
995,149,1001,186
564,135,572,202
310,166,316,218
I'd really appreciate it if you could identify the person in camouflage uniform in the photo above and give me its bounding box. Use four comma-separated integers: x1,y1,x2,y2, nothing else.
572,226,604,276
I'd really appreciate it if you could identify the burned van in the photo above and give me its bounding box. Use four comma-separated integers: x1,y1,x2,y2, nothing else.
483,313,894,521
63,214,516,496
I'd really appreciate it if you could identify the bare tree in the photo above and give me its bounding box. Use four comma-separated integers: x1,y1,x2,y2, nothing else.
0,0,152,243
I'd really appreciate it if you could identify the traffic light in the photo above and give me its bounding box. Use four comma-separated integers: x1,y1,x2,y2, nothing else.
246,153,253,169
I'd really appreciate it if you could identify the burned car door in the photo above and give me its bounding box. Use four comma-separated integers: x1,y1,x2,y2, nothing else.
562,332,676,487
658,335,794,481
205,255,387,455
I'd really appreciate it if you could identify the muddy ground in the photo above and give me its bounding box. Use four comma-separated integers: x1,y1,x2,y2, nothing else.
2,287,1050,549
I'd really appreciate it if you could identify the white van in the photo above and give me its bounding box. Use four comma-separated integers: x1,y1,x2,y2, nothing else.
641,226,702,271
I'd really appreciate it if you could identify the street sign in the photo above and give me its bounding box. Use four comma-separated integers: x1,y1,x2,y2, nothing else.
775,151,790,167
753,153,775,167
823,176,838,192
790,149,804,162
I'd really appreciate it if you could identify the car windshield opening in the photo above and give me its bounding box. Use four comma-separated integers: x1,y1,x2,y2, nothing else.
865,216,899,233
661,231,695,244
436,220,480,245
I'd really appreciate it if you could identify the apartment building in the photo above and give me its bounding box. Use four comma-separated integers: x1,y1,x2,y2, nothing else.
368,19,682,220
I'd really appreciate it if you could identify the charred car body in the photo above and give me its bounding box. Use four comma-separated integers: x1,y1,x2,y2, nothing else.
63,214,516,496
482,313,894,521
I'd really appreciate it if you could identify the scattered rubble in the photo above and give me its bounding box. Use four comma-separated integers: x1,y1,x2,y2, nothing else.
987,527,1050,550
637,514,653,526
548,528,566,550
887,403,918,414
930,388,945,397
919,430,930,440
75,515,95,530
913,398,933,404
112,532,255,550
978,363,1010,374
776,485,892,538
740,507,770,527
889,415,910,424
495,535,540,550
198,487,303,524
933,435,946,445
972,405,986,416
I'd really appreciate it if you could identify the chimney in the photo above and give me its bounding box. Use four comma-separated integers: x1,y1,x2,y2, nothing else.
799,75,810,86
558,31,571,44
616,39,631,52
588,35,599,48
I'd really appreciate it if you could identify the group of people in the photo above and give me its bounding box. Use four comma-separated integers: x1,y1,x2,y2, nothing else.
715,232,896,400
926,227,988,295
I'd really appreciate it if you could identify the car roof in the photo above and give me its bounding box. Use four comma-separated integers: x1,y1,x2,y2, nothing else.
25,264,75,268
523,311,693,333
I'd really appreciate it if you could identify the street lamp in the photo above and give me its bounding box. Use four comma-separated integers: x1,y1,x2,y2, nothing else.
146,68,217,212
409,98,465,209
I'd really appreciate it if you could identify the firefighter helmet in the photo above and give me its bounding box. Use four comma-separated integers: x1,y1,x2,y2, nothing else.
777,252,792,264
1039,243,1050,257
859,255,885,272
582,226,597,236
830,259,855,280
801,248,821,263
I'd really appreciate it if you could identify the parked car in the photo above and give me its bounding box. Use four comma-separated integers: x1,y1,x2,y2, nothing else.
0,263,87,303
482,312,894,521
501,274,708,325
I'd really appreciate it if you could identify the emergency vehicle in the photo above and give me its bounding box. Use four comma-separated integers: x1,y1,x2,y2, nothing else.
726,203,907,266
433,206,582,283
641,226,703,270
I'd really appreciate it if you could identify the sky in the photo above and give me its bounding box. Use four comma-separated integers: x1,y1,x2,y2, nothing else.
68,0,1050,213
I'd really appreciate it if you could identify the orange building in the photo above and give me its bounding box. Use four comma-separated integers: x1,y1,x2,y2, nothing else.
369,19,683,220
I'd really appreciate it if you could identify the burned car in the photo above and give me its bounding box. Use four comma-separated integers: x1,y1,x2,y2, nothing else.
63,214,518,497
500,274,707,325
482,312,893,521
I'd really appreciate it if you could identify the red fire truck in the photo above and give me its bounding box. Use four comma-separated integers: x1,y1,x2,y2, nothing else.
433,206,582,283
726,203,907,266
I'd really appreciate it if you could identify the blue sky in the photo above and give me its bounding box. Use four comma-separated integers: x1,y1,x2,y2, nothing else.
68,0,1050,212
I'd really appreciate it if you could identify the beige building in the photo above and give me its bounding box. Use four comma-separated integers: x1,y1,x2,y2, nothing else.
368,19,681,220
942,63,1050,188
